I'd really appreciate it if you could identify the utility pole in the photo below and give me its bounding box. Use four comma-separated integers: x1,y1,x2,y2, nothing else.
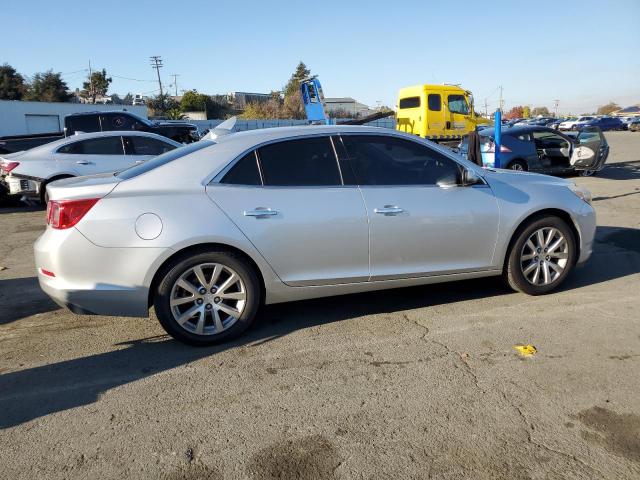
553,99,559,117
170,74,180,97
498,85,504,113
484,98,488,117
88,60,94,104
150,56,164,98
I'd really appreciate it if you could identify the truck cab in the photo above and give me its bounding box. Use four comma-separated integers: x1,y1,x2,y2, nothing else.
396,84,479,141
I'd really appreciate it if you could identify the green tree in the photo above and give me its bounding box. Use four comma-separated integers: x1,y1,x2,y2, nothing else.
165,108,186,120
531,106,550,117
282,61,311,119
0,63,27,100
180,90,208,112
146,93,179,116
522,106,531,118
596,102,620,116
24,71,72,102
81,69,112,104
122,93,134,105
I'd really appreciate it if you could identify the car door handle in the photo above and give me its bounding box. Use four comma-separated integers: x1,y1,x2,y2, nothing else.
244,208,278,217
76,160,91,165
374,205,404,215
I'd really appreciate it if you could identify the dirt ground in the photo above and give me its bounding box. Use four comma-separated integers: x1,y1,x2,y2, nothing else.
1,132,639,479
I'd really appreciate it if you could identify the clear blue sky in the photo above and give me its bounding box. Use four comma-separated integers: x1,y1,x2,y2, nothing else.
3,0,639,114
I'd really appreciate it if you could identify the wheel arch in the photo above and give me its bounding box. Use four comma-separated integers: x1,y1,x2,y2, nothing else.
505,158,528,170
503,208,581,270
147,242,266,308
41,173,76,202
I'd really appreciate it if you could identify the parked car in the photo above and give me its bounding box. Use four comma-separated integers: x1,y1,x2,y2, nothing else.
0,111,198,154
628,119,640,132
575,116,623,131
0,131,180,203
559,116,594,131
459,125,609,176
35,125,596,345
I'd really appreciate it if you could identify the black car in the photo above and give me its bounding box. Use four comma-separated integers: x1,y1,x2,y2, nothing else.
460,125,609,176
0,111,198,154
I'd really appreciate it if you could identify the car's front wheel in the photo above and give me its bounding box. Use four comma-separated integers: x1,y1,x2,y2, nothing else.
507,159,528,171
154,250,261,345
504,216,576,295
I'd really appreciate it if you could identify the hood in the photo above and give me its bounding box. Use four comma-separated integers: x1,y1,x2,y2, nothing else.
482,168,572,188
153,121,197,130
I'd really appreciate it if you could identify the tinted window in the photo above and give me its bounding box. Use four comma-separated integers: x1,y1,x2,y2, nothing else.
428,94,441,111
58,136,124,155
342,135,461,186
399,97,420,109
222,152,262,185
127,136,176,156
448,95,469,115
532,131,570,149
67,115,100,133
257,137,341,186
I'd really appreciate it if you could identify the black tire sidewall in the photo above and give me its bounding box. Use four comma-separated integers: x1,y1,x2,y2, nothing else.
154,251,260,346
506,216,576,295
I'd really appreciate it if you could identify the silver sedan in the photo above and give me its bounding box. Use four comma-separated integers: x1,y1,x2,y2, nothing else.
35,126,596,345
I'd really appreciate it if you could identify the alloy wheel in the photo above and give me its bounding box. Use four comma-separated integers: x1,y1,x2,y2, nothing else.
169,263,247,336
510,163,525,171
520,227,569,286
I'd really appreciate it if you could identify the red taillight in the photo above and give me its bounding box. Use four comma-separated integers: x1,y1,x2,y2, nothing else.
0,161,19,174
40,268,56,277
46,198,99,229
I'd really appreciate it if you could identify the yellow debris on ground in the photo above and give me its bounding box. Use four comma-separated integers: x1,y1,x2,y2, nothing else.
514,345,537,357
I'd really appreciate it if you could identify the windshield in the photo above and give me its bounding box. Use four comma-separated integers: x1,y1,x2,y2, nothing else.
124,112,153,127
116,141,214,179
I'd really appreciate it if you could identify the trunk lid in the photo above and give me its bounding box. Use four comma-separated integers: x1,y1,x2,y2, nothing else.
46,173,120,201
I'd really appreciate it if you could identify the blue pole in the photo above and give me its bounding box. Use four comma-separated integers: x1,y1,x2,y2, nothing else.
494,109,502,168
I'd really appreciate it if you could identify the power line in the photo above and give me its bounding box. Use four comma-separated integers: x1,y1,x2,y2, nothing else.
110,74,157,82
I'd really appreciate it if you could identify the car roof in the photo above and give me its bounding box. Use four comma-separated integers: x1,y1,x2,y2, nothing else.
25,130,180,154
478,125,560,136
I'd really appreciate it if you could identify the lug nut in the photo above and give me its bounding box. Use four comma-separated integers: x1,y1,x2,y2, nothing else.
196,298,203,305
198,288,206,295
214,297,221,304
205,304,212,310
210,287,217,294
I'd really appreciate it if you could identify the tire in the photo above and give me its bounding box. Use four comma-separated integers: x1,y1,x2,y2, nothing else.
153,250,261,346
503,216,576,295
507,159,528,171
571,125,578,131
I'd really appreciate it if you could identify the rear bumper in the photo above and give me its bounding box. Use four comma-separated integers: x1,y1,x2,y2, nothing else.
34,227,169,317
3,175,40,196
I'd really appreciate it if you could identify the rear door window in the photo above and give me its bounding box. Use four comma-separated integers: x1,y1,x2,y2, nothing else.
125,136,176,156
427,94,441,111
341,135,461,186
257,137,341,186
57,136,125,155
67,115,100,133
221,152,262,186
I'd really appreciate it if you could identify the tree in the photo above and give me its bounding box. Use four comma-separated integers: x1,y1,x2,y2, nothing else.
522,106,531,118
24,71,72,102
180,90,208,111
596,102,620,116
0,63,27,100
122,93,134,105
282,61,311,119
81,68,112,104
146,93,179,116
110,93,122,104
165,108,186,120
505,105,524,120
531,106,550,117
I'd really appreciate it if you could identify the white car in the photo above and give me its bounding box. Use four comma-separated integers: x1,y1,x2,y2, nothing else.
0,131,180,203
559,116,594,131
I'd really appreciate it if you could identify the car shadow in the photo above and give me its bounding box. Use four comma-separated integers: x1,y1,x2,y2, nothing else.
596,160,640,181
1,227,639,429
0,277,58,325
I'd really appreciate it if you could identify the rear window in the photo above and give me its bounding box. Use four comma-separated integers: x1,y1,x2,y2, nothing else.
399,97,420,109
428,94,441,111
116,141,213,179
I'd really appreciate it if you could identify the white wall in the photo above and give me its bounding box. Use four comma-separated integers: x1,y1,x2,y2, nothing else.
0,100,148,136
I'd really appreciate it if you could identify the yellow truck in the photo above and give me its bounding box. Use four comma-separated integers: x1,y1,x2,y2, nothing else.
396,84,488,141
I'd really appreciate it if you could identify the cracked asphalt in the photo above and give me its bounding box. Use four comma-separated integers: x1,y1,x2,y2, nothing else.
1,132,639,479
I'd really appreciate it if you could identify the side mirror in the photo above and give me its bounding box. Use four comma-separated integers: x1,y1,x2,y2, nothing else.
461,168,482,186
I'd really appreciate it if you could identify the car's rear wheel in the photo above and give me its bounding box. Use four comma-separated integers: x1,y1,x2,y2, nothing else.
507,159,528,171
154,250,260,345
504,216,576,295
